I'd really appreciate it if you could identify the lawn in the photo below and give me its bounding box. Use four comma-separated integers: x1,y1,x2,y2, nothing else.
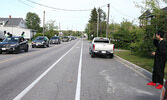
114,50,167,79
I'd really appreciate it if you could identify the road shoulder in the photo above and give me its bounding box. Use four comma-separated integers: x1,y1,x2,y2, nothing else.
114,54,152,81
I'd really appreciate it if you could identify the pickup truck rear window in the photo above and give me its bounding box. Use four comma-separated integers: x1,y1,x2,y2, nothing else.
94,40,109,43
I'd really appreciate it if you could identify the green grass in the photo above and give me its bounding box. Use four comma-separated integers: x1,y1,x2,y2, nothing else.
115,50,167,79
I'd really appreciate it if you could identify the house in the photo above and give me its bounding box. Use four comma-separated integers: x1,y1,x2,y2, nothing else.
0,16,36,40
139,7,167,27
139,10,154,27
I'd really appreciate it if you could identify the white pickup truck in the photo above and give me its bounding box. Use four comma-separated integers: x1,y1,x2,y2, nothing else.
89,37,114,58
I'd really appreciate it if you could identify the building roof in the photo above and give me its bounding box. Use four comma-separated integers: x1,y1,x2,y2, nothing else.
0,18,23,27
161,7,167,12
139,10,152,19
139,7,167,19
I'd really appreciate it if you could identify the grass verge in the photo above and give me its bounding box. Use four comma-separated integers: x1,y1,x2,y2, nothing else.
115,50,167,79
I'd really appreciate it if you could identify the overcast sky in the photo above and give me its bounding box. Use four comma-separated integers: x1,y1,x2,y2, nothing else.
1,0,167,31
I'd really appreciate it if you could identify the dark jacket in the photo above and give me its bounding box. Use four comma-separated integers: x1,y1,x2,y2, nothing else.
153,39,167,84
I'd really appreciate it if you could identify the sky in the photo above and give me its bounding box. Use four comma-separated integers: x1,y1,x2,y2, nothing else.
0,0,167,31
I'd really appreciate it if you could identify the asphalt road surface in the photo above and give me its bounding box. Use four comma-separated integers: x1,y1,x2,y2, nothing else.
0,38,161,100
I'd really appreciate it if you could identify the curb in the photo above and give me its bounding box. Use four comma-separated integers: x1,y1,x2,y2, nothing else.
114,54,152,81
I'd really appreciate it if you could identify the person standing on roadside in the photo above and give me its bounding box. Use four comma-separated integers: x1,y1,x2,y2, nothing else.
6,32,11,38
4,31,6,37
21,32,25,38
147,31,167,89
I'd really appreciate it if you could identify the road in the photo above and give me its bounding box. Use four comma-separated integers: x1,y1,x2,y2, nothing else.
0,38,161,100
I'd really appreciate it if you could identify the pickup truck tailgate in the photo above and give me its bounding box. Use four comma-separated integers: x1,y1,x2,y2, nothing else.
94,43,114,51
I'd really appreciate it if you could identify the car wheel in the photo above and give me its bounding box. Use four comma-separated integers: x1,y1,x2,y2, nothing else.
0,51,2,54
43,44,47,48
109,54,113,58
15,47,20,54
91,51,95,58
25,46,29,52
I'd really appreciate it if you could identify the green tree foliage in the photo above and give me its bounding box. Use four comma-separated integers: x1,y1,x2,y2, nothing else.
134,0,160,13
85,8,107,40
97,8,107,37
25,12,41,32
152,11,167,33
45,20,58,31
109,23,120,39
88,8,97,39
131,0,167,56
89,8,97,23
33,30,59,39
112,20,136,49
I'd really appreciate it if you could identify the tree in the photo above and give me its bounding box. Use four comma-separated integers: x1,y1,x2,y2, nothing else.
112,20,136,49
89,8,97,23
132,0,167,56
97,8,107,37
45,20,57,31
25,12,41,32
134,0,160,13
89,8,98,38
85,7,107,39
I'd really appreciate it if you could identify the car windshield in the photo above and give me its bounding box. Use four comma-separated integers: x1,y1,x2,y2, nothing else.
94,39,109,43
35,37,44,40
63,37,68,39
51,37,58,39
3,37,19,43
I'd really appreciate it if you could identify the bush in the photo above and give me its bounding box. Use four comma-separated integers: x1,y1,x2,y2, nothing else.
33,30,59,40
33,33,43,40
130,26,156,56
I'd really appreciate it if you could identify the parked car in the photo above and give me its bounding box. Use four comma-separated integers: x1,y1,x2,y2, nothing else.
32,36,49,48
0,36,28,54
68,36,72,41
70,36,76,40
62,36,69,42
160,80,167,100
50,36,61,44
89,37,114,58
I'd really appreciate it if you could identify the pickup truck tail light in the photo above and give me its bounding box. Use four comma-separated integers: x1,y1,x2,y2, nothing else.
113,45,115,51
93,44,95,50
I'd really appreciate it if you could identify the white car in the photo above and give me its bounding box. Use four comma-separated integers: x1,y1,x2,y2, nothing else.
89,37,114,58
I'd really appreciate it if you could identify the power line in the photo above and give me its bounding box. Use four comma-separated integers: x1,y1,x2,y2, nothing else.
26,0,92,11
26,0,108,12
110,4,135,19
17,0,42,11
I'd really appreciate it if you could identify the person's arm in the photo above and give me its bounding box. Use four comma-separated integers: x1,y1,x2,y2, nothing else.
159,41,167,55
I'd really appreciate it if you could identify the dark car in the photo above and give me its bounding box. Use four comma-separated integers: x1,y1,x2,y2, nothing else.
0,36,29,54
50,36,61,44
62,36,69,42
160,80,167,100
32,36,49,48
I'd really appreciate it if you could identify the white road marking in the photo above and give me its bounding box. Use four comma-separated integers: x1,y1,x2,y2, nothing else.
13,40,80,100
75,39,83,100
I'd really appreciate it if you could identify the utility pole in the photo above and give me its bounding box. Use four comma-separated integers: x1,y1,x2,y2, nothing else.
59,23,61,31
106,3,110,38
97,13,99,37
43,11,45,36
